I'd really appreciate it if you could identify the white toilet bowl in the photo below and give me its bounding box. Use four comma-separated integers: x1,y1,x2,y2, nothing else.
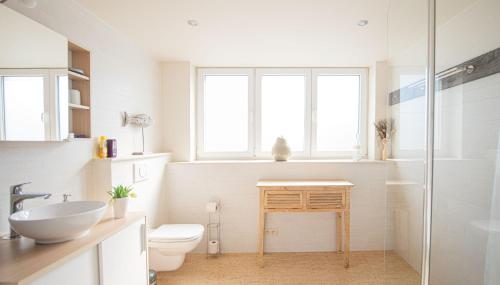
149,224,204,271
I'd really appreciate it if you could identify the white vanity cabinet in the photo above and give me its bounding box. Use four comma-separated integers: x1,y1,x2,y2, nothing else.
29,217,149,285
31,247,100,285
99,218,149,285
0,214,149,285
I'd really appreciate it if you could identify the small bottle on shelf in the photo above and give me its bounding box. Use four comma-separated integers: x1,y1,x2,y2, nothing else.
98,136,108,159
106,139,117,158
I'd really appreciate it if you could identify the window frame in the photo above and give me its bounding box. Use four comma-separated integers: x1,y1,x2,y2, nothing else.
196,67,368,160
196,68,255,159
311,68,368,158
254,68,312,159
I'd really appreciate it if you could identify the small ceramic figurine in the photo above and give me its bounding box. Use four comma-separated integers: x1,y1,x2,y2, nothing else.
272,136,291,161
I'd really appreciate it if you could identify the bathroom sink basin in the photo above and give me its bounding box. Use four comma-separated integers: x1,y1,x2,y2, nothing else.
8,201,107,244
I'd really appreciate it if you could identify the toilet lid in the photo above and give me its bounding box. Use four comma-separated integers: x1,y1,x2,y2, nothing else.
149,224,204,243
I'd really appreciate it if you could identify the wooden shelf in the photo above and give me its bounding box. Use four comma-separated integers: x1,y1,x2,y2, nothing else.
385,180,419,186
68,70,89,81
93,153,172,162
68,41,91,138
69,103,90,110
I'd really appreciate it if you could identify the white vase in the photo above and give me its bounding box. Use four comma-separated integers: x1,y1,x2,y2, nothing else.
381,138,388,161
113,197,129,219
272,137,291,161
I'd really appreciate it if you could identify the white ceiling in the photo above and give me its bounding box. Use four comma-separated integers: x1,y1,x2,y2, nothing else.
75,0,390,67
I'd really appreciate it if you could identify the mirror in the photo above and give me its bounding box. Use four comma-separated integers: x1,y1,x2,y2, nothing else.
0,5,69,141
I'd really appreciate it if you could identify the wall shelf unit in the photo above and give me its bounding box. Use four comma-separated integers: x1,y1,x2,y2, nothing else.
68,70,90,81
68,41,91,138
69,103,90,110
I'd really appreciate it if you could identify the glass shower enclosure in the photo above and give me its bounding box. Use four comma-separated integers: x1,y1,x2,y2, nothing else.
386,0,500,284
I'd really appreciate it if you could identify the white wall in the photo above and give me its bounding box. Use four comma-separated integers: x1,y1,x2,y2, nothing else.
159,57,391,254
0,1,163,235
158,47,391,255
0,5,67,68
162,62,193,161
368,61,389,160
91,155,169,228
166,161,387,253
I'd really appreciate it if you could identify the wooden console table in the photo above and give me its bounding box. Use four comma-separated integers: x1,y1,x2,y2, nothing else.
257,180,355,268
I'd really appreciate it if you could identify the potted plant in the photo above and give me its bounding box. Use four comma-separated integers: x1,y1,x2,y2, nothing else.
107,185,136,219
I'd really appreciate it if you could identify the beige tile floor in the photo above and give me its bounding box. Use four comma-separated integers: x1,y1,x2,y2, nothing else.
158,251,420,285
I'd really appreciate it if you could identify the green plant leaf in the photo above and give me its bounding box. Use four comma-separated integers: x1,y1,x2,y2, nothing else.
108,184,136,199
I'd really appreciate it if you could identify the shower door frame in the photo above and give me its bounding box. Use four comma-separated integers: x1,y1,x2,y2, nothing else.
421,0,436,284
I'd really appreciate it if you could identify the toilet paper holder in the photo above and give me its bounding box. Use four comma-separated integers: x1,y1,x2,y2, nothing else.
206,200,221,257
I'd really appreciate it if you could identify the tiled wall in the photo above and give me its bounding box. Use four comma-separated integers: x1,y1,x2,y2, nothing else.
386,0,500,283
428,73,500,285
165,161,387,253
385,160,424,273
387,69,500,284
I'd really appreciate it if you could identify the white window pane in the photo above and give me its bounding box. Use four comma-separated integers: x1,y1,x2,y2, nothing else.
316,75,360,151
203,75,248,152
261,75,305,151
3,76,45,140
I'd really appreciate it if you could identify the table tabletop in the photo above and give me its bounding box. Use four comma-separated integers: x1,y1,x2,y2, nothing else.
257,180,354,188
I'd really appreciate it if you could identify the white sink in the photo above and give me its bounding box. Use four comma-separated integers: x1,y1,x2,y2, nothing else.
8,201,107,244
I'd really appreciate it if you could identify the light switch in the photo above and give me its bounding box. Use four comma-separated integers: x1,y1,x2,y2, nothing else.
134,163,148,183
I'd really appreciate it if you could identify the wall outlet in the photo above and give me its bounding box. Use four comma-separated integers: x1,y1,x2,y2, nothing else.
265,228,279,236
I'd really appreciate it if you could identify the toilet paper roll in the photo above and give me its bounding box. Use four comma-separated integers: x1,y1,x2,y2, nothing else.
208,240,219,254
205,202,219,213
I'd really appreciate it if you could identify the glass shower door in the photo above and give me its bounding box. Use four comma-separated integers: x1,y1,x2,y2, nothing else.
430,0,500,284
385,0,428,284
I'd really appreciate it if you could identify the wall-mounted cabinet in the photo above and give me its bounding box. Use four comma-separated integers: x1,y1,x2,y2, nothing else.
68,42,91,138
1,6,70,141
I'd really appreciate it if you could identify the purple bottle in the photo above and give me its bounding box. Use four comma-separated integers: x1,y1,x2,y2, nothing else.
106,139,117,158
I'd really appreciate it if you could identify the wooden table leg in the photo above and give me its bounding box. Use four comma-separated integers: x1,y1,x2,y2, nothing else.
336,212,343,253
259,190,265,257
344,193,351,268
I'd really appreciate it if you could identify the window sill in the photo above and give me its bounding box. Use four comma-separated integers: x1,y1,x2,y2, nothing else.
172,159,387,165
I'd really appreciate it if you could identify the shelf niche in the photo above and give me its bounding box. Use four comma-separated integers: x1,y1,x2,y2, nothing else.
68,41,91,138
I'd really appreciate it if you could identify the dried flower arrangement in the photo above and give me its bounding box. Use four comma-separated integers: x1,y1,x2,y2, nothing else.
374,119,394,140
374,119,395,160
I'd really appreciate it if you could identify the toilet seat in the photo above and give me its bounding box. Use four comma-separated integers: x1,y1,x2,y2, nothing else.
149,224,204,243
148,224,205,271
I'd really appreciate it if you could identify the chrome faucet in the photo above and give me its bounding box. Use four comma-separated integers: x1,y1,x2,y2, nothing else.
62,193,72,202
6,182,51,239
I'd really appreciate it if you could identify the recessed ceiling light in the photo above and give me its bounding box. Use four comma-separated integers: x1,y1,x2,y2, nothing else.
187,20,199,27
358,20,369,27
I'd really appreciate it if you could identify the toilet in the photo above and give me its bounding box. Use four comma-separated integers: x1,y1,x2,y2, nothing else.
148,224,205,271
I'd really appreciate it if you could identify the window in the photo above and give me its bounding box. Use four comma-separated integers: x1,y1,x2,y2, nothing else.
197,69,253,158
197,68,367,159
256,69,310,157
312,69,367,157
